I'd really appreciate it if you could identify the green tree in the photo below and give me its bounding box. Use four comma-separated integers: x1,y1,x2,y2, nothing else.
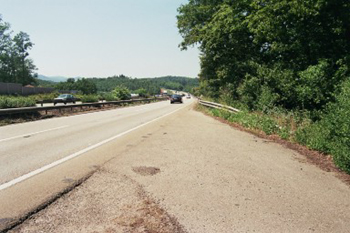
177,0,350,111
55,78,97,94
0,16,37,85
11,32,37,85
75,78,97,94
113,85,131,100
135,88,148,97
0,17,12,82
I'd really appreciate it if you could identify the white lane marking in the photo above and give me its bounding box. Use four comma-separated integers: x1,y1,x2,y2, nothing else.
0,104,188,191
0,126,69,143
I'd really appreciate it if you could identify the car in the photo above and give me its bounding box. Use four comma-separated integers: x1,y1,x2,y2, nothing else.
170,94,183,104
186,95,191,99
53,94,77,105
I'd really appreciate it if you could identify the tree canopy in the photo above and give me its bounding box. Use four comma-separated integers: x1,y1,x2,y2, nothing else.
55,78,97,94
177,0,350,111
0,16,37,85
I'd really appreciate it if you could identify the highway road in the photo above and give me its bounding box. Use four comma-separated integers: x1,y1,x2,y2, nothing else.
2,97,350,232
0,98,193,187
0,98,194,230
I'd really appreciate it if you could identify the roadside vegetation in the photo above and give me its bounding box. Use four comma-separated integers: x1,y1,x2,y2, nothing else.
0,96,36,108
40,75,198,96
178,0,350,174
0,85,163,109
79,94,99,103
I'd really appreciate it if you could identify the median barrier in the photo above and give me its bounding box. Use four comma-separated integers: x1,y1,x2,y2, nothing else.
0,97,167,116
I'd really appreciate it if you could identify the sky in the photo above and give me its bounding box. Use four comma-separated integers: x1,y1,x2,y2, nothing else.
0,0,200,78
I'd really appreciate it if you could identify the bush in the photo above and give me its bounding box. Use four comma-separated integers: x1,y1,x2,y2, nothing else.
294,79,350,173
319,79,350,172
0,96,36,109
295,123,330,152
135,88,148,98
99,92,117,101
209,108,279,136
31,92,59,102
80,94,99,103
113,86,131,100
256,86,279,113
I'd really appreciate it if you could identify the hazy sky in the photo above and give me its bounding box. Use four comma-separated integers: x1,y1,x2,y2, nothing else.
0,0,200,78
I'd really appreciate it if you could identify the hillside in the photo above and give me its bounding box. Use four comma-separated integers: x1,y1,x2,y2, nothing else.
90,75,198,94
37,75,68,83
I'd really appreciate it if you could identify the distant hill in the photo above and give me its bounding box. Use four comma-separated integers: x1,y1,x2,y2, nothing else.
37,75,84,83
36,78,56,87
38,75,68,83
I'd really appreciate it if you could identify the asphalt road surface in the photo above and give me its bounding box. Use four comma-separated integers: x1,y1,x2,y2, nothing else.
0,99,192,186
1,99,350,232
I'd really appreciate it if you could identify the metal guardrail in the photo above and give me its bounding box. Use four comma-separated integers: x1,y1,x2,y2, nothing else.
198,100,240,113
0,97,167,116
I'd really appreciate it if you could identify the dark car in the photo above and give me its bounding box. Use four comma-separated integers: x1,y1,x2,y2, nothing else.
53,94,76,105
170,94,183,104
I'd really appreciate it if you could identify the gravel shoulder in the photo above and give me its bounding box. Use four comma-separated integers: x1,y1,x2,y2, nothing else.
9,105,350,233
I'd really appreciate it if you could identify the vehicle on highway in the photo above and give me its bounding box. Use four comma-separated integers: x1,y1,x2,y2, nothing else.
186,95,191,99
170,94,183,104
53,94,77,105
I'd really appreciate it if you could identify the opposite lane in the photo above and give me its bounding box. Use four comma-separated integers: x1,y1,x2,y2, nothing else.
0,98,193,187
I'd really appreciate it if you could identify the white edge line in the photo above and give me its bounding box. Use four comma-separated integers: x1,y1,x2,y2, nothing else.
0,104,188,191
0,126,69,143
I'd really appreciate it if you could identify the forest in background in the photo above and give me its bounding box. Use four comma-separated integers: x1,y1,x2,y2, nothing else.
89,75,198,94
177,0,350,173
37,75,199,95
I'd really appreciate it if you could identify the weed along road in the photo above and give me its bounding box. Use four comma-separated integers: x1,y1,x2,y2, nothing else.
1,100,350,232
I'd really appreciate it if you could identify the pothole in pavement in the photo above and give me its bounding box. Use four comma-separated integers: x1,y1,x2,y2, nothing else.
132,166,160,176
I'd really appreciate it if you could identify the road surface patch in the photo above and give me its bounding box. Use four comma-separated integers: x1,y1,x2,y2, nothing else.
132,166,161,176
